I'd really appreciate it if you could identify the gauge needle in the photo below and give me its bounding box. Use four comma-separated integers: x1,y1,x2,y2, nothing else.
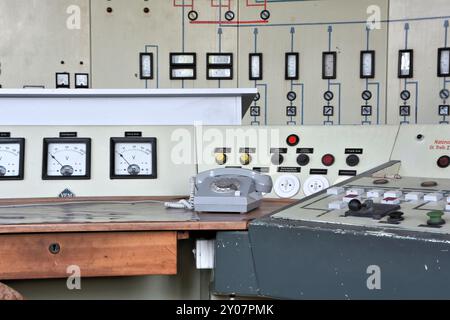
49,153,64,168
116,152,131,165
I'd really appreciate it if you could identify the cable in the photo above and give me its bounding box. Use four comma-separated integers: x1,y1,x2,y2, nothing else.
165,176,196,210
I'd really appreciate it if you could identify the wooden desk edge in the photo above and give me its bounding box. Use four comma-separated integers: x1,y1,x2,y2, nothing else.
0,197,295,234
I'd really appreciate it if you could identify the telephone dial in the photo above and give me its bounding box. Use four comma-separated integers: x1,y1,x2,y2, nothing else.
165,168,273,214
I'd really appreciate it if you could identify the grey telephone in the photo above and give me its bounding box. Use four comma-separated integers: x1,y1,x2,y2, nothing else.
165,168,273,213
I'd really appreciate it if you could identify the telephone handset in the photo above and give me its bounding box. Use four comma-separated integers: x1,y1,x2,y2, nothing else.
165,168,273,214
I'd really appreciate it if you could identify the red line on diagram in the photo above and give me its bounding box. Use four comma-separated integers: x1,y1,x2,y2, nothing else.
172,0,270,25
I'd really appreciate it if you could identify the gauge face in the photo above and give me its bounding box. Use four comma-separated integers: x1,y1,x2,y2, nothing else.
360,51,375,78
110,137,157,179
56,72,70,88
322,52,337,79
438,48,450,77
43,138,91,180
249,53,263,80
140,53,153,79
398,50,413,78
285,53,299,80
0,138,25,180
75,73,89,88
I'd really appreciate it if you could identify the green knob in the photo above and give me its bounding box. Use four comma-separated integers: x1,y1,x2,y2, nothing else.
427,211,445,226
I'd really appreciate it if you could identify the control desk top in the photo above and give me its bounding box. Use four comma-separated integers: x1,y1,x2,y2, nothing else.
273,161,450,236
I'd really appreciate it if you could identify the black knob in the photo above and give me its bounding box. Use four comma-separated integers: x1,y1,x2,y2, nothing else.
388,211,404,223
271,153,284,166
437,156,450,168
346,154,360,167
49,243,61,255
348,199,363,212
296,154,310,166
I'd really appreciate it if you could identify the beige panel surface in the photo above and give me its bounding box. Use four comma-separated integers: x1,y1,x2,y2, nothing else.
196,125,399,199
0,0,90,88
0,126,196,198
2,0,450,126
391,124,450,178
387,0,450,124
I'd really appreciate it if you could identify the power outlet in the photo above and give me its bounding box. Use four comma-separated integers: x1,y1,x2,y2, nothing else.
274,175,301,198
303,176,330,196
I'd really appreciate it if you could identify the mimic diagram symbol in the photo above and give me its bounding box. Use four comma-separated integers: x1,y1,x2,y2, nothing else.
173,0,270,25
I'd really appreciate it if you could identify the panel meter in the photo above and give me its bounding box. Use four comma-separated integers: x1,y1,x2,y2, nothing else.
207,53,233,80
42,137,91,180
0,138,25,180
285,52,299,80
438,48,450,77
398,50,414,78
139,53,154,80
170,53,197,80
75,73,89,88
56,72,70,88
322,52,337,79
249,53,263,80
360,50,375,79
110,137,157,179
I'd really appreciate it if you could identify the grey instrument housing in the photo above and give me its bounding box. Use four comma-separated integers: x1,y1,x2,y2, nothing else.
194,168,273,214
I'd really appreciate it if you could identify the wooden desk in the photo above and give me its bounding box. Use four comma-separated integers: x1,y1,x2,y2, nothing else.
0,197,293,280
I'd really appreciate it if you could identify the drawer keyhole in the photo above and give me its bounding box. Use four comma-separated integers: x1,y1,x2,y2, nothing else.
49,243,61,255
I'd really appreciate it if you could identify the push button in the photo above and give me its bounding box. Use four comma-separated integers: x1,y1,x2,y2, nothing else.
240,153,252,166
321,154,335,167
346,154,360,167
215,153,227,165
437,156,450,168
271,153,284,166
296,154,310,166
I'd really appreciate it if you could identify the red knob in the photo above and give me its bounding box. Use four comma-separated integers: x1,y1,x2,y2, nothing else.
322,154,335,167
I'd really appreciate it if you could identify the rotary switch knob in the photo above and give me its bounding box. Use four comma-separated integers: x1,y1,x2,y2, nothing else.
271,153,284,166
346,154,360,167
240,153,252,166
296,154,310,166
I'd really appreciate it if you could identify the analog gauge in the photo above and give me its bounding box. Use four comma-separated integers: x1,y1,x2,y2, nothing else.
322,52,337,79
398,50,413,78
0,138,25,180
75,73,89,88
110,137,157,179
56,72,70,88
285,53,299,80
139,53,153,79
360,51,375,78
438,48,450,77
42,138,91,180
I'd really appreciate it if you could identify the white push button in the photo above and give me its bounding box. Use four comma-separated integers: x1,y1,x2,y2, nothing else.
424,193,443,202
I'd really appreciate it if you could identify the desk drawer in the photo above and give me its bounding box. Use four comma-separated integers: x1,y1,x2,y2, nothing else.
0,231,177,280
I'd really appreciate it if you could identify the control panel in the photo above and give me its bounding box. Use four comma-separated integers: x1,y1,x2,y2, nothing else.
0,126,196,198
272,124,450,234
196,125,399,199
273,163,450,235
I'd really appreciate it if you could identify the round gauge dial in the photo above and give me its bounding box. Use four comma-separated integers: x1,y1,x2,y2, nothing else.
0,138,25,180
43,138,91,180
110,137,157,179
